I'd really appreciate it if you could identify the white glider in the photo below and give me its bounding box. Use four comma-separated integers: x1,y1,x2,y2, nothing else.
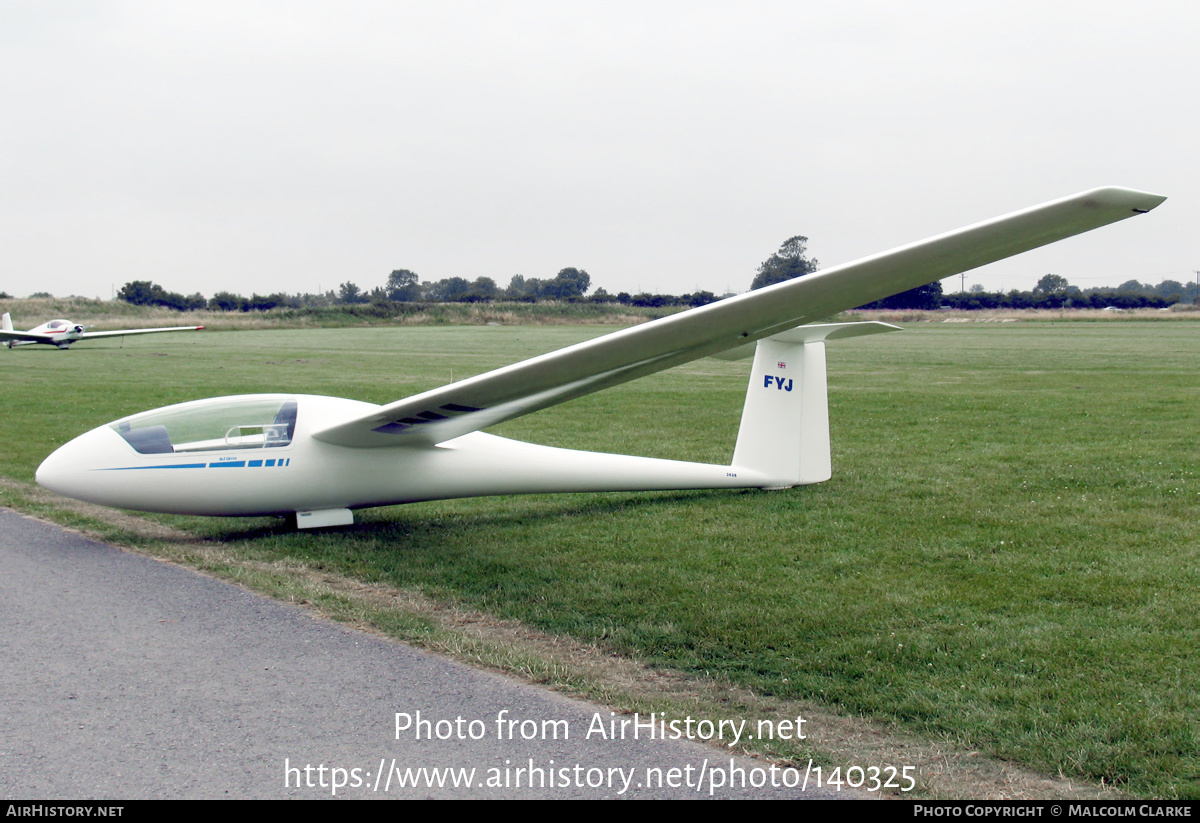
36,187,1165,528
1,314,204,349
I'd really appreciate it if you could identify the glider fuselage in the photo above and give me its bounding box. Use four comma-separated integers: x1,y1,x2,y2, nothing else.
36,394,766,521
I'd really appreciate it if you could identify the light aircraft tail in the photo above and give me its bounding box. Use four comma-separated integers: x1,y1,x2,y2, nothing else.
2,313,11,332
725,322,899,486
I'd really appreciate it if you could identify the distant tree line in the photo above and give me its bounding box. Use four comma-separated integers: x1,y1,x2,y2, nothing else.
107,242,1196,313
939,274,1197,310
117,281,208,311
748,238,1197,310
115,267,719,312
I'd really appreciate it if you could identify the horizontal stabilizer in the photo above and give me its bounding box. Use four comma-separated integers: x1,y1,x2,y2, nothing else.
710,321,901,361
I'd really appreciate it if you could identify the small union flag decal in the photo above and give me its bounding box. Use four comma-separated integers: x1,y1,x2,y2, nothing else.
777,361,787,369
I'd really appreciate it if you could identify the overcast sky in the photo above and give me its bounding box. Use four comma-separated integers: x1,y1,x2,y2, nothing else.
2,0,1196,300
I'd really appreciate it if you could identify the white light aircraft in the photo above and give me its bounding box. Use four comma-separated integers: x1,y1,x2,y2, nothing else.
37,187,1164,528
1,314,204,349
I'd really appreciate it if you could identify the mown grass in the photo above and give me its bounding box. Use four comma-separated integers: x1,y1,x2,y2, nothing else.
1,321,1196,797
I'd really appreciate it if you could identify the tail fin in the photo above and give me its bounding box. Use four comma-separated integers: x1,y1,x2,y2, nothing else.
2,313,11,332
730,322,899,487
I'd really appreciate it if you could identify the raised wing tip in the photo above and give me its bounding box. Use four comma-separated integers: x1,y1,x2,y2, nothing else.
1087,186,1167,214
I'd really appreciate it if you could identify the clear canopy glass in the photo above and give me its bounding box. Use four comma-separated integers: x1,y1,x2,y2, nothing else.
110,397,298,454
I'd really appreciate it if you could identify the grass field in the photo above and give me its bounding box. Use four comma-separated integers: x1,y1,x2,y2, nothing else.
1,320,1196,798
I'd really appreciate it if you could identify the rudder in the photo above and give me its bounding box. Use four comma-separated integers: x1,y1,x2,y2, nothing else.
730,322,900,487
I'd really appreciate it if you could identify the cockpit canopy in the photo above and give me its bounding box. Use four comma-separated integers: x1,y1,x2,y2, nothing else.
111,397,298,455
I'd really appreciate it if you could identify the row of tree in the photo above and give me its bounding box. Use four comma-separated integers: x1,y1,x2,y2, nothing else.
109,236,1195,313
746,238,1198,309
117,268,598,312
938,273,1198,310
373,267,592,303
119,279,724,312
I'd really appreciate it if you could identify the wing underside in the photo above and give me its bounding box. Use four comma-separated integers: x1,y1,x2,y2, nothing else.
0,331,54,343
312,186,1166,449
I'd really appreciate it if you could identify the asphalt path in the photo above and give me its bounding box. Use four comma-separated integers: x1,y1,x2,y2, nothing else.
0,509,855,799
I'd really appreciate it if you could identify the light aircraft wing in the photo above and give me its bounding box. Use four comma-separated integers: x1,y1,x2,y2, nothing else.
311,186,1165,449
0,330,55,343
79,325,205,339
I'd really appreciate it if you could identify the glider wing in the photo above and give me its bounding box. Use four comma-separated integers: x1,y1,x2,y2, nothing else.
311,186,1165,449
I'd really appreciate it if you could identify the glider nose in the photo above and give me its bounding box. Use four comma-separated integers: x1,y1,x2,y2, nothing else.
36,437,86,499
36,427,123,504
